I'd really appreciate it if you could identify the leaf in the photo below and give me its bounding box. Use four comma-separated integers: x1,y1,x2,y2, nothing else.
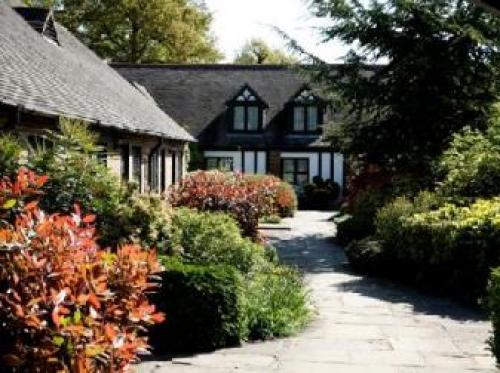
2,354,24,366
2,199,16,210
82,214,96,224
53,336,65,347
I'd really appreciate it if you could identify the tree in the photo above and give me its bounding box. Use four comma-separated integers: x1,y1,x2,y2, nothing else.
234,38,298,65
304,0,500,175
27,0,223,63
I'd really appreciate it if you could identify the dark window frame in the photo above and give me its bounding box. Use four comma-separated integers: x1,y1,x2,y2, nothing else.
205,157,234,172
281,158,310,185
227,85,267,133
120,144,130,181
290,88,324,134
132,146,142,191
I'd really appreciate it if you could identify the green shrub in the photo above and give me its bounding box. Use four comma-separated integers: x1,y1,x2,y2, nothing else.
488,267,500,365
243,266,310,340
387,198,500,301
261,215,282,224
437,126,500,201
302,177,341,210
335,188,389,245
150,258,244,353
0,134,24,176
169,208,267,273
345,237,385,273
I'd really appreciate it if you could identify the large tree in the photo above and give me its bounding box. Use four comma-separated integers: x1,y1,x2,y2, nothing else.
234,38,298,65
27,0,223,63
305,0,500,175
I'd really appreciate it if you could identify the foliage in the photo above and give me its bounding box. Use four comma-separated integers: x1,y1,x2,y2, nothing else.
0,134,24,177
261,215,282,224
488,267,500,365
275,181,298,217
170,171,297,238
43,0,222,63
242,266,310,340
234,38,298,65
169,208,267,273
302,176,340,210
0,169,164,372
436,122,500,201
345,237,385,273
380,197,500,301
150,258,243,353
0,120,172,251
305,0,500,175
335,187,389,245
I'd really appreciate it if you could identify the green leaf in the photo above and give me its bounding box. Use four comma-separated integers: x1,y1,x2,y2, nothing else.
53,336,65,347
2,199,16,210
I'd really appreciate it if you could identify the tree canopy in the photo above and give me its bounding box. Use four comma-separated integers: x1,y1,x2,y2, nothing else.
306,0,500,175
234,38,298,65
27,0,223,63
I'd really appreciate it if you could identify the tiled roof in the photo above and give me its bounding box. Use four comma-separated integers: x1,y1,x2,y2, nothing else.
113,64,331,139
0,2,194,142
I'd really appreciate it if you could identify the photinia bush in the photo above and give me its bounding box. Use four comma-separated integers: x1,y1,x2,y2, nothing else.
169,171,297,238
0,169,165,372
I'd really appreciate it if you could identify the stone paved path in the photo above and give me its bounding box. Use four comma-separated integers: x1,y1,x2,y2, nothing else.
136,211,497,372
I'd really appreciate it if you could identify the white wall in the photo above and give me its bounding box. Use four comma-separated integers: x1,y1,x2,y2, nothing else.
244,151,255,174
333,153,344,187
257,151,267,175
321,152,332,180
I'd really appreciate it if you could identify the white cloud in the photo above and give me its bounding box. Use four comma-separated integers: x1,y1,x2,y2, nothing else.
204,0,352,63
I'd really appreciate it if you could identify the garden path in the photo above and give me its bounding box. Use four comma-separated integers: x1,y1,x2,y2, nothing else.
136,211,497,373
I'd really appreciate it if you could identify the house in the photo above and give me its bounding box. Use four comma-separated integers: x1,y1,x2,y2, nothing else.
114,64,344,190
0,2,194,193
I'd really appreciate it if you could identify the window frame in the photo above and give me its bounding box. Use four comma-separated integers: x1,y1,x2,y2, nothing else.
227,85,267,133
205,157,234,172
281,158,310,186
290,88,324,134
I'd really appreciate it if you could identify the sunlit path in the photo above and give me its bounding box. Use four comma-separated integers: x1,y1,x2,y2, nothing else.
137,211,496,373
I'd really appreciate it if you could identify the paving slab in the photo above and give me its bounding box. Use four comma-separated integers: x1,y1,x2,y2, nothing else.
134,211,497,373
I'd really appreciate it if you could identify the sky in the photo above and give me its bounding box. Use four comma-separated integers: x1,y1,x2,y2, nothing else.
204,0,352,63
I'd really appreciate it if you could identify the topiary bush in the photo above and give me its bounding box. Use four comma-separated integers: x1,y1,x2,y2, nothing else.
302,177,341,210
169,208,267,273
0,169,165,372
150,258,244,353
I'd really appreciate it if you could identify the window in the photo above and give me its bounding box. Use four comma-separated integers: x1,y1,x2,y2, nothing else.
26,134,53,153
229,86,266,132
132,146,142,190
206,157,234,172
120,144,129,181
291,88,322,133
97,143,107,166
282,158,309,186
149,150,159,193
171,151,177,184
161,149,166,193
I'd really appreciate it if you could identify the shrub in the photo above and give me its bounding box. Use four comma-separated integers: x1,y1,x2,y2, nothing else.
261,215,282,224
275,181,298,217
345,237,385,273
150,258,243,353
0,134,24,177
436,127,500,201
169,208,267,273
243,266,310,340
0,169,164,372
302,177,341,210
335,188,389,246
170,171,297,238
488,267,500,365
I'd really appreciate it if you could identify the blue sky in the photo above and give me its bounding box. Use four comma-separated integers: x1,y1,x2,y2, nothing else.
204,0,352,63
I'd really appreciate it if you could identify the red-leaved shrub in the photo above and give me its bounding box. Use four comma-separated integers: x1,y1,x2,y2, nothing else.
0,169,165,372
170,171,297,239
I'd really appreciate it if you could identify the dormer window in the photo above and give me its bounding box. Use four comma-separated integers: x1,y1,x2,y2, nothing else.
228,85,268,132
291,88,323,133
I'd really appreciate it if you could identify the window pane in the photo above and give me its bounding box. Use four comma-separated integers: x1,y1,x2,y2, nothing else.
297,159,308,173
283,159,295,173
247,106,259,131
293,106,305,131
283,173,295,184
206,158,218,170
234,106,245,130
297,174,308,185
120,145,129,181
307,106,318,131
220,158,234,171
